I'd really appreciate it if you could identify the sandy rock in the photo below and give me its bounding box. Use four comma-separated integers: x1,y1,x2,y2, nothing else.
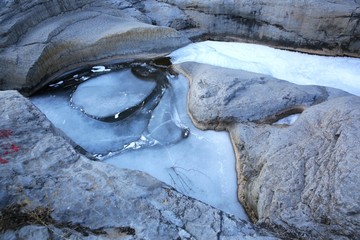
173,62,360,239
0,90,276,239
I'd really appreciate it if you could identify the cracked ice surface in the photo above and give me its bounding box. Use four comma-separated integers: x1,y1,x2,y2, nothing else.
107,75,247,219
31,64,248,220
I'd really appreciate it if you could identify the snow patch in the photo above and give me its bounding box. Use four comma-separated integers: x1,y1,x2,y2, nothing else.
170,41,360,96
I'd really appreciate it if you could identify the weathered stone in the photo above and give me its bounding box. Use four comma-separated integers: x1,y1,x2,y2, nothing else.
0,0,190,95
230,96,360,239
0,90,276,239
173,62,350,130
150,0,360,57
173,62,360,239
2,0,358,93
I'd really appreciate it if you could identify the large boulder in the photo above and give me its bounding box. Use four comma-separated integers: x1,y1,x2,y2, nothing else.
173,62,351,130
230,96,360,239
0,90,276,239
133,0,360,57
173,62,360,239
0,0,190,95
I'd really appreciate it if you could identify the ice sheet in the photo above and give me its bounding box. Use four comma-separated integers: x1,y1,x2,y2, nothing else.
170,41,360,96
107,75,246,218
31,41,359,222
273,114,301,125
72,70,156,118
31,90,151,155
30,66,248,220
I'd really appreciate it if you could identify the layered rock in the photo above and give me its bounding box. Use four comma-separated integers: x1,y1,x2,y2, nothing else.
0,0,190,95
0,90,276,239
132,0,360,57
1,0,358,94
173,62,360,239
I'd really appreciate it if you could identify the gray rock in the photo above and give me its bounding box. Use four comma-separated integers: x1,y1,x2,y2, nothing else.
0,0,190,95
1,0,359,94
173,62,351,130
150,0,360,57
230,96,360,239
173,62,360,239
0,90,276,239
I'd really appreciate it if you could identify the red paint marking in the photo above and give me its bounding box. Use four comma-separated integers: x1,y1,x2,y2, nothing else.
0,157,8,164
1,144,20,154
10,144,20,152
0,130,13,138
0,130,21,165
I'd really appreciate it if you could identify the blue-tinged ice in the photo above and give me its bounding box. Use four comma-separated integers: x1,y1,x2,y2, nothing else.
107,75,247,219
72,70,156,118
273,114,301,126
31,68,248,220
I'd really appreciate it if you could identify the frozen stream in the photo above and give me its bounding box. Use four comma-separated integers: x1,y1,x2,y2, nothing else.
31,60,247,219
31,41,360,222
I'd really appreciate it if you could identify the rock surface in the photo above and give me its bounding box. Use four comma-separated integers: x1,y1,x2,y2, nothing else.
173,62,351,130
143,0,360,57
1,0,359,95
1,1,360,239
0,0,190,95
0,90,276,239
231,96,360,239
173,62,360,239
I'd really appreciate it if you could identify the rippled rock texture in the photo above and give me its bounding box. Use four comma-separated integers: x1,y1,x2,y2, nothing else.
174,62,360,239
0,90,276,239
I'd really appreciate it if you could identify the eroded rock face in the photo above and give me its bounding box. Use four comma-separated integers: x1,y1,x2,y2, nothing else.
145,0,360,57
0,90,277,239
2,0,358,96
230,96,360,239
173,62,351,130
0,0,190,95
173,62,360,239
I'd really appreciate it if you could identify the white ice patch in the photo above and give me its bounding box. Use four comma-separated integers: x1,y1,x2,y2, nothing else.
32,90,150,155
72,70,156,118
32,41,359,223
30,69,248,220
170,41,360,96
273,114,301,126
107,75,247,219
91,65,111,73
